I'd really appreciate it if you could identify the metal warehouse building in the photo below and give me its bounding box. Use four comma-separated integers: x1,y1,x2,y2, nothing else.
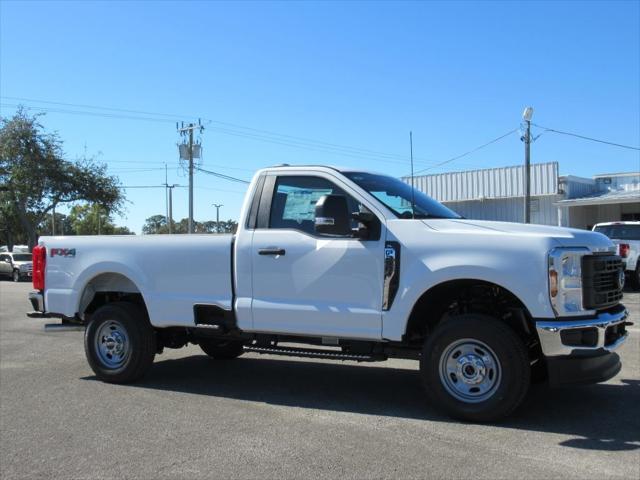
404,162,640,230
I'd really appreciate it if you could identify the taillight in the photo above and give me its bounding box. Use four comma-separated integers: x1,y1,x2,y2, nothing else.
32,245,46,291
619,244,630,258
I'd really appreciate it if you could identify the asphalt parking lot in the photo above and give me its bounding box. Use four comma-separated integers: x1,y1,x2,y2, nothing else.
1,281,639,479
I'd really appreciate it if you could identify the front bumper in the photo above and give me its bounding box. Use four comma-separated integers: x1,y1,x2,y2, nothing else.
536,306,630,386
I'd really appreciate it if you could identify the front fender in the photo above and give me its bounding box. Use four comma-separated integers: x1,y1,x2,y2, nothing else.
381,248,555,341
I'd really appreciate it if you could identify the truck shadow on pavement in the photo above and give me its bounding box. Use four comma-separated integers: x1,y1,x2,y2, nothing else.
84,355,640,452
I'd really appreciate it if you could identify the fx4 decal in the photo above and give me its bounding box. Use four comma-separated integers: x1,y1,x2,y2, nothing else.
50,248,76,258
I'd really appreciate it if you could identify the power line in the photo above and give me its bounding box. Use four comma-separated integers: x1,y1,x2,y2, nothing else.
1,98,442,168
2,96,427,162
532,123,640,151
0,102,173,124
194,166,251,184
411,129,519,176
118,185,169,189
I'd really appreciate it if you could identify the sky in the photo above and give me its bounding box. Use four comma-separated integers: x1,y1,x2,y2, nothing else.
1,0,639,233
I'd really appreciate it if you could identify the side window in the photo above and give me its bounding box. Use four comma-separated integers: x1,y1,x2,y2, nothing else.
269,176,361,236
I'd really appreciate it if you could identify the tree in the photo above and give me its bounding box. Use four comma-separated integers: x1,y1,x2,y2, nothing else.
0,192,28,249
37,211,75,236
142,215,169,234
142,215,237,234
0,108,125,250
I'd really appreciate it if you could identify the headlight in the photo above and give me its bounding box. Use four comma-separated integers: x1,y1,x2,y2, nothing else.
548,247,592,317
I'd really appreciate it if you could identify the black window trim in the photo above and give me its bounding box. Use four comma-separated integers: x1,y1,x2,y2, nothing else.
245,174,266,230
256,173,381,241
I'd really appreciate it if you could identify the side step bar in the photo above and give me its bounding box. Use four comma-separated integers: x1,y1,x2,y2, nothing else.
244,345,386,362
44,323,85,332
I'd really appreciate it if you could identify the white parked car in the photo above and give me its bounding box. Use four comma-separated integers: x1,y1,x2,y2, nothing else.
593,221,640,289
27,166,629,421
0,245,29,253
0,252,33,282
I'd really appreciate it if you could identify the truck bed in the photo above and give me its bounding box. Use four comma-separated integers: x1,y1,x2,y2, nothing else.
40,234,234,327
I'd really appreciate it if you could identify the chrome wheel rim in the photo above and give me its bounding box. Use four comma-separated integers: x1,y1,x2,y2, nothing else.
95,320,130,369
439,338,501,403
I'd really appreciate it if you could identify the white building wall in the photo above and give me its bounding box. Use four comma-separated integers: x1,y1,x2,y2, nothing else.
564,204,623,230
444,195,562,225
407,162,559,202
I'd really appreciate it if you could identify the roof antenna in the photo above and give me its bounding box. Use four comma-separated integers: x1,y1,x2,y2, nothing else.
410,131,416,219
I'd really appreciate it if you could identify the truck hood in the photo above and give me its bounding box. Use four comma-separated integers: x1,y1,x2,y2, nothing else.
422,219,614,252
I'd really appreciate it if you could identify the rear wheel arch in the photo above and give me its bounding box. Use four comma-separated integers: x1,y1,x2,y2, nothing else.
78,272,149,321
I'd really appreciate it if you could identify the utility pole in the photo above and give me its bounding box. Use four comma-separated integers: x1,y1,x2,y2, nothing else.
177,120,204,234
166,184,178,233
522,107,534,224
212,203,223,233
164,163,169,228
51,204,56,236
162,164,180,233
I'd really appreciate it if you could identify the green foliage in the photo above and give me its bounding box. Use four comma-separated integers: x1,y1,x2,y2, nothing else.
0,107,126,249
37,212,75,236
142,215,238,234
68,204,116,235
142,214,168,234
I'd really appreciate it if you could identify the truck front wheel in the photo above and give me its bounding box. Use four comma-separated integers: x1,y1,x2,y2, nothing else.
84,302,156,383
420,314,530,422
199,339,244,359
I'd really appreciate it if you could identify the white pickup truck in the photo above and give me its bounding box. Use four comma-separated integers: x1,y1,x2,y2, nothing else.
28,165,630,421
593,221,640,289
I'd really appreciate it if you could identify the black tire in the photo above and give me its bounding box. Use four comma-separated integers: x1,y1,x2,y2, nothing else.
633,265,640,291
84,302,156,383
12,269,20,282
199,339,244,359
420,314,530,422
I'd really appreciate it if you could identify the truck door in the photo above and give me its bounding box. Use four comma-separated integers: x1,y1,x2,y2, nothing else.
250,173,385,339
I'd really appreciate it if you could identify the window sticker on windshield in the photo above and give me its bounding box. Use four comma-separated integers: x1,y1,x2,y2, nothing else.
282,189,332,222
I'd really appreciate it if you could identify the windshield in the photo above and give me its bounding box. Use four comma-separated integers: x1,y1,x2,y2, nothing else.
342,171,461,219
594,224,640,240
12,254,32,262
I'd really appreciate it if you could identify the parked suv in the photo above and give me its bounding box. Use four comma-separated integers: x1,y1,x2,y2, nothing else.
593,221,640,289
0,252,33,282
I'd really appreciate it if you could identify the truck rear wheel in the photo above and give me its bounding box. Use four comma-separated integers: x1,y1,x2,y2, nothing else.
199,339,244,359
84,302,156,383
420,314,530,422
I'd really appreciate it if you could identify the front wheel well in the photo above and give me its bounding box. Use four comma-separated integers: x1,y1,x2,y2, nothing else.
404,280,539,351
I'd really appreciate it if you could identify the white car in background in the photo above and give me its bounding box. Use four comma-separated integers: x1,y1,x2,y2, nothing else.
593,221,640,289
0,252,33,282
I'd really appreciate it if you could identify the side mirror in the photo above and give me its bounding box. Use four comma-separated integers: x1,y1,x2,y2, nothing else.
314,195,351,236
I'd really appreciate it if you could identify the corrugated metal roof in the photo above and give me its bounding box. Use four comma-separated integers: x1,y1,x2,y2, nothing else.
404,162,559,202
555,188,640,206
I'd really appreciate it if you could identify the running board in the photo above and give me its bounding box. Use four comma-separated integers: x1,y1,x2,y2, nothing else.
44,323,85,332
243,345,386,362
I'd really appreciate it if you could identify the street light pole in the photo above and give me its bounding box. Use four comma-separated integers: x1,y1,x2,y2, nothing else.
212,203,223,233
167,184,178,234
522,107,534,224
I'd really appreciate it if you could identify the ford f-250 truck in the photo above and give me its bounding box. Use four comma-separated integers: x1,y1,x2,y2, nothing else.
27,165,630,421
